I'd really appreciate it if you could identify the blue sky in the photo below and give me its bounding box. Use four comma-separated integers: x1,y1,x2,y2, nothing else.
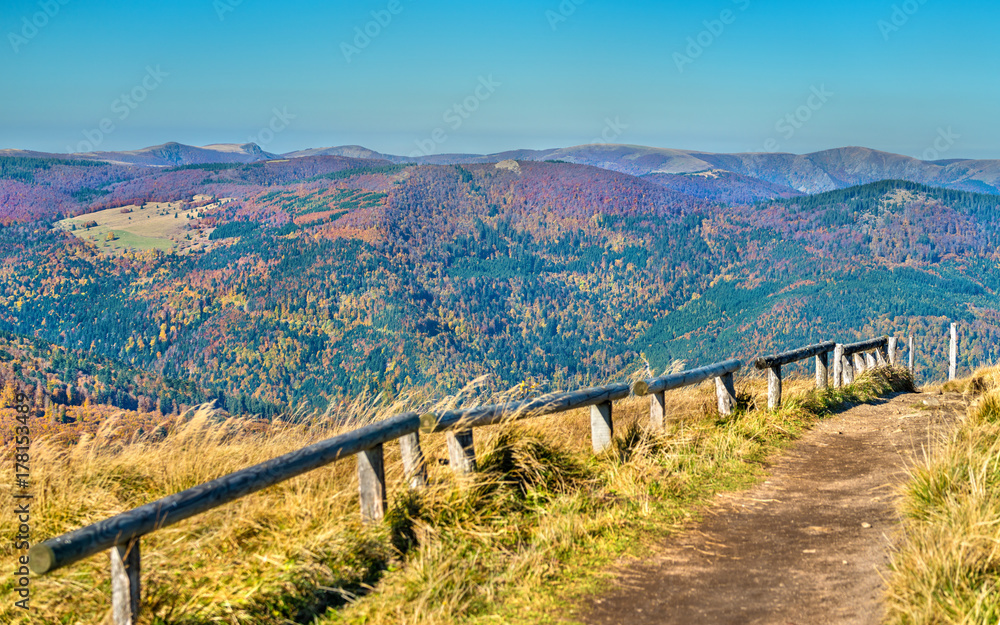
1,0,997,158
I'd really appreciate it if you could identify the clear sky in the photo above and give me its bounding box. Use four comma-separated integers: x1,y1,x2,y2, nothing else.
1,0,997,158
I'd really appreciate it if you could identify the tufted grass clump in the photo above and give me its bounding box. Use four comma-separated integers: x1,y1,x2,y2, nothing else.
884,365,1000,625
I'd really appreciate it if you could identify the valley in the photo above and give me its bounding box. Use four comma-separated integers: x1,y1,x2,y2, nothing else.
1,145,999,419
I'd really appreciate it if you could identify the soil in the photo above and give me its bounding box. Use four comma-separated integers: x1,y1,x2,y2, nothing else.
581,390,965,625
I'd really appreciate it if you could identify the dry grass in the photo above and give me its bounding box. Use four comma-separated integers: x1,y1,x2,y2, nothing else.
0,367,910,624
884,365,1000,624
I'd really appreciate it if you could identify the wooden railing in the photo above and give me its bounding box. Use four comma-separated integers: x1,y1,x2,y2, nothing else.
631,359,741,429
754,341,837,409
833,337,892,387
27,335,913,624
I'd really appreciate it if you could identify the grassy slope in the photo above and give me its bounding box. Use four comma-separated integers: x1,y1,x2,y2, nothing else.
0,368,912,624
884,368,1000,623
57,201,213,255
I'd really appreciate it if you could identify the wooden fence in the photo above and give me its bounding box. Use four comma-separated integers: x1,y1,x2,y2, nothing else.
754,340,836,409
28,333,915,624
833,337,891,388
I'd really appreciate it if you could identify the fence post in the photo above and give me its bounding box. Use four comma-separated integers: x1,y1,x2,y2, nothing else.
357,444,386,523
716,373,737,416
649,391,666,432
853,353,866,377
447,430,476,474
767,365,782,410
111,539,140,625
842,353,855,385
950,323,957,381
888,337,898,366
908,335,914,374
815,351,829,389
866,352,877,368
833,344,844,388
399,432,427,489
591,401,613,453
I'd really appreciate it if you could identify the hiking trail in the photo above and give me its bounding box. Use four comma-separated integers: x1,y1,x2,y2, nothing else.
582,390,964,625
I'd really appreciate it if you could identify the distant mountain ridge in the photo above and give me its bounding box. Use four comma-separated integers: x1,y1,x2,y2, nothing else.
5,141,1000,196
280,144,1000,195
0,142,279,168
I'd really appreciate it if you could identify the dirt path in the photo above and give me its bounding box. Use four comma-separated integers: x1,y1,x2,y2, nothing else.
581,390,964,625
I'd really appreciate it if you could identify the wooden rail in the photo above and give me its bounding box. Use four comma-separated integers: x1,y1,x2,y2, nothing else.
840,336,889,356
27,333,912,624
419,382,632,459
29,412,423,575
753,341,836,409
631,359,741,430
832,337,891,388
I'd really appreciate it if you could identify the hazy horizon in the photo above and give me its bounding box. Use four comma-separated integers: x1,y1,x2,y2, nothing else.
0,139,991,164
3,0,998,159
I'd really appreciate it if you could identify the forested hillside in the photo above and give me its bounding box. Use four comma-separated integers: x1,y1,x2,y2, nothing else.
2,156,998,419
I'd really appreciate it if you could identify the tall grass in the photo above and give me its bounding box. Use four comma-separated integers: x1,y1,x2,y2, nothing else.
0,367,911,624
884,366,1000,624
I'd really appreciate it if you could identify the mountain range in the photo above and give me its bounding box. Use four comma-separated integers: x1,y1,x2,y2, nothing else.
5,141,1000,197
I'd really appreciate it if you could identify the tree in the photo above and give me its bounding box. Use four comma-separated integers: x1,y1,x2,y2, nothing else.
0,381,17,408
